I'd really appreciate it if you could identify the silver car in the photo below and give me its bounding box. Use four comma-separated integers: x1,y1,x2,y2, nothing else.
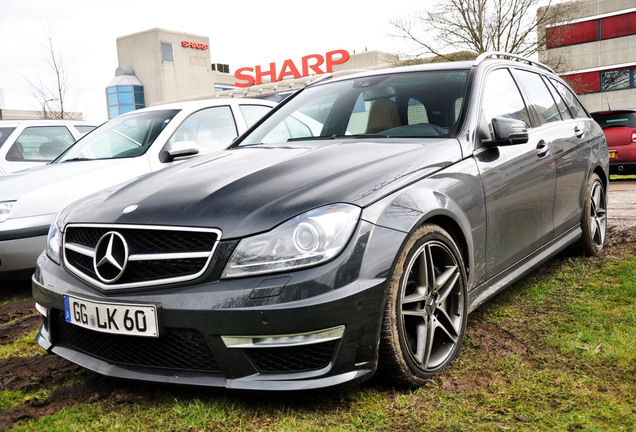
0,98,274,279
0,119,96,175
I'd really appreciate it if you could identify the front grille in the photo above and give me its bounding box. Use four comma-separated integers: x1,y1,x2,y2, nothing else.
52,311,221,373
63,224,221,289
246,340,339,373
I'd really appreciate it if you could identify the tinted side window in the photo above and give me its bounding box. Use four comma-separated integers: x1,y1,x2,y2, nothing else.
550,78,588,118
482,68,531,138
544,78,574,120
239,105,272,127
7,126,74,161
169,106,238,154
514,70,561,125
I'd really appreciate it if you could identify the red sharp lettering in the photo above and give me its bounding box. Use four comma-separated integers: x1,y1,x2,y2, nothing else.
325,50,350,72
234,67,255,88
277,59,302,81
302,54,324,77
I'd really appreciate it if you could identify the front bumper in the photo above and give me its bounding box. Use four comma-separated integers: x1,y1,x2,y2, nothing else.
32,221,404,390
0,214,53,276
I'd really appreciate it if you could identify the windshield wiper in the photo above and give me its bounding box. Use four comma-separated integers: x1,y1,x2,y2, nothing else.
287,134,390,142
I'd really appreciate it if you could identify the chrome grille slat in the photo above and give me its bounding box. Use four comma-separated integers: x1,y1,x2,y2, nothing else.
63,224,221,290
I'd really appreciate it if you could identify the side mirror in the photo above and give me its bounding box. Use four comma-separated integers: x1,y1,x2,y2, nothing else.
490,117,529,145
162,140,200,162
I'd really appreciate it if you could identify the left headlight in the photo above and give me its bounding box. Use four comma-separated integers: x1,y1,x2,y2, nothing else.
0,201,15,223
46,217,62,265
222,203,361,278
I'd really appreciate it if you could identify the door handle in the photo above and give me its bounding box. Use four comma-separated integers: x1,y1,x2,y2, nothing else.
536,140,549,158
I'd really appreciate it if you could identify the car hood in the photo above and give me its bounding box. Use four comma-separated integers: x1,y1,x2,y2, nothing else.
0,158,152,220
60,139,462,239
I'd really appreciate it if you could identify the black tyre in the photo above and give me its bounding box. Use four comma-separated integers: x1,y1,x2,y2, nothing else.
576,173,607,256
379,224,467,387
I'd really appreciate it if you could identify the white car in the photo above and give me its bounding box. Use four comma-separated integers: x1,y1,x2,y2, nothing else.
0,119,96,175
0,98,275,279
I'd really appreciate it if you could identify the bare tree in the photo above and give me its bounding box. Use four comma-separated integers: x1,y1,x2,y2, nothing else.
24,23,80,119
391,0,577,65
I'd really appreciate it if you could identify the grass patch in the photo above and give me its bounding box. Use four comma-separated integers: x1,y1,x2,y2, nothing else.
5,245,636,431
0,328,45,359
610,174,636,180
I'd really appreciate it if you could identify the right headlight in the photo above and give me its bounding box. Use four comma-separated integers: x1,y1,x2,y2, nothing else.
222,203,361,278
0,201,15,223
46,216,62,265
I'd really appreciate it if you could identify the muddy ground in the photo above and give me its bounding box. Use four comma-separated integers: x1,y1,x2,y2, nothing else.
1,180,634,430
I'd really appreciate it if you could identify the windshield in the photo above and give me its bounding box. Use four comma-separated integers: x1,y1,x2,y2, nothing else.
238,70,469,146
54,109,179,163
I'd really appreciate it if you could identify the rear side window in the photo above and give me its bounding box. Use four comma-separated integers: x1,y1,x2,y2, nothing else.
6,126,74,162
482,68,531,138
550,79,588,118
514,70,561,125
544,78,574,120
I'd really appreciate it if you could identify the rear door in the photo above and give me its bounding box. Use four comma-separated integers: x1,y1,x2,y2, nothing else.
474,67,556,277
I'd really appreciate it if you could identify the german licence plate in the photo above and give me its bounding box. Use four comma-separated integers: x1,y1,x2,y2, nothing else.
609,150,617,159
64,295,158,337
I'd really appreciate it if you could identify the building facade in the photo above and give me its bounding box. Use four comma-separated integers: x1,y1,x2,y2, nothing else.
107,28,398,118
539,0,636,112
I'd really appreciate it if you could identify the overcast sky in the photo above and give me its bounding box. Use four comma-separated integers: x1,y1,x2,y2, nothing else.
0,0,426,123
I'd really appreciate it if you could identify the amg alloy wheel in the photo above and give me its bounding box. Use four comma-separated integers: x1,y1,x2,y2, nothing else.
379,224,467,387
576,173,607,256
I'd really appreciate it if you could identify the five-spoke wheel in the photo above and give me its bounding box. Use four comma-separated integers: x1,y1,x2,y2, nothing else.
380,224,467,387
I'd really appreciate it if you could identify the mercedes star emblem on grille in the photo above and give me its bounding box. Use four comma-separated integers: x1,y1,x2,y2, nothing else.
93,231,129,283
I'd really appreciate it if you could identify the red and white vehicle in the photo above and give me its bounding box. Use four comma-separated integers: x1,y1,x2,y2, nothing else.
591,110,636,175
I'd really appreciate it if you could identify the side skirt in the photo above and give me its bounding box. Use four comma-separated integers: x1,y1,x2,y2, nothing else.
468,226,581,313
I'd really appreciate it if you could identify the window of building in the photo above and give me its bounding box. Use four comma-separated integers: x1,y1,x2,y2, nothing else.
106,85,146,119
601,69,631,91
562,72,600,94
547,11,636,49
547,20,598,48
161,42,174,62
563,66,636,95
212,63,230,73
600,11,636,39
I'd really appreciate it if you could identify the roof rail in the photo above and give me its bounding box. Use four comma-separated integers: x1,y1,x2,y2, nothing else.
474,51,555,74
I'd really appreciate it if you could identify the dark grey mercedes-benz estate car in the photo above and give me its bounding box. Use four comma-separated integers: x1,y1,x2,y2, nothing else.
33,53,609,390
